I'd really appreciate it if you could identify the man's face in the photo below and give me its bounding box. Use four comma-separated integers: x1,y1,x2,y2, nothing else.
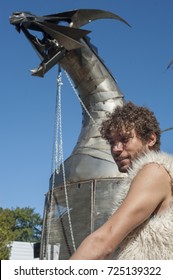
110,129,152,173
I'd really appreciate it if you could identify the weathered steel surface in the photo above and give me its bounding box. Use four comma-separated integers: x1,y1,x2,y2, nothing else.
10,9,129,259
42,179,123,259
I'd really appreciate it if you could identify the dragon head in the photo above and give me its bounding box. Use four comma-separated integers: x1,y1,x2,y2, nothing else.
10,9,130,77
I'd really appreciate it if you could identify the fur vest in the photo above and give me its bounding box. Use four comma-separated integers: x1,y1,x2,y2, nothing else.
112,151,173,260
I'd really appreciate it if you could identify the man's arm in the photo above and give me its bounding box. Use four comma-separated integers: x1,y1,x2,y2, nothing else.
70,163,171,259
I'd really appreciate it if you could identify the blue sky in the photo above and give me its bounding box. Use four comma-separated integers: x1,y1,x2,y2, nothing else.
1,0,173,216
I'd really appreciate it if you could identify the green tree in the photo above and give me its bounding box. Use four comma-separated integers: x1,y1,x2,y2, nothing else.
0,208,17,259
0,207,42,260
13,207,42,242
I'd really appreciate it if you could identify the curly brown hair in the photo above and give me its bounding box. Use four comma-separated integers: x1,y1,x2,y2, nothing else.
100,102,161,151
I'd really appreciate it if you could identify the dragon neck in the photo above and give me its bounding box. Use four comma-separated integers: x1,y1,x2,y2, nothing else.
60,38,124,121
58,39,124,159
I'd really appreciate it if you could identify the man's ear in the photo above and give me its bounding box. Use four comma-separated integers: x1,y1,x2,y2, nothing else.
148,133,157,148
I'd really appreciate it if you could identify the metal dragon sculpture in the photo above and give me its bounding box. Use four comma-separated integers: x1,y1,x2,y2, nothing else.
10,9,130,259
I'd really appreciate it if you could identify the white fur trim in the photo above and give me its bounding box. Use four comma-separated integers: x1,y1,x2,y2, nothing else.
112,151,173,259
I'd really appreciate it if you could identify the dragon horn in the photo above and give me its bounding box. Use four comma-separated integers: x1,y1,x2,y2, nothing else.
43,9,131,28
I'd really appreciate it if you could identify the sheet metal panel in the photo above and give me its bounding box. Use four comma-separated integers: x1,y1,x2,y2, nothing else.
41,178,122,259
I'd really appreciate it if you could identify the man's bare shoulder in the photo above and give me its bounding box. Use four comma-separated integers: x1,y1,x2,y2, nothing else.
135,162,171,182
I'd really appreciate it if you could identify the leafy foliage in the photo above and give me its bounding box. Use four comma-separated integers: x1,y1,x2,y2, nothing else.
0,207,42,259
0,208,16,259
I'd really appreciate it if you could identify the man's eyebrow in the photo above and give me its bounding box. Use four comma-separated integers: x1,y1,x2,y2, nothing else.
120,131,132,137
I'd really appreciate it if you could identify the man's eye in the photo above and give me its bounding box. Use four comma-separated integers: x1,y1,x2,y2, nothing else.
122,137,129,143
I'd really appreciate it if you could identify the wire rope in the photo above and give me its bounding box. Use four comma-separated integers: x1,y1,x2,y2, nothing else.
64,70,96,124
47,67,76,259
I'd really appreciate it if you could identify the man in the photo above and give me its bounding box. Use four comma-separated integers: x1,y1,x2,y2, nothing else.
70,102,173,259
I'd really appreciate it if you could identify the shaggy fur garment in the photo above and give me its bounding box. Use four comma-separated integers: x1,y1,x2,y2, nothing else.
112,151,173,260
